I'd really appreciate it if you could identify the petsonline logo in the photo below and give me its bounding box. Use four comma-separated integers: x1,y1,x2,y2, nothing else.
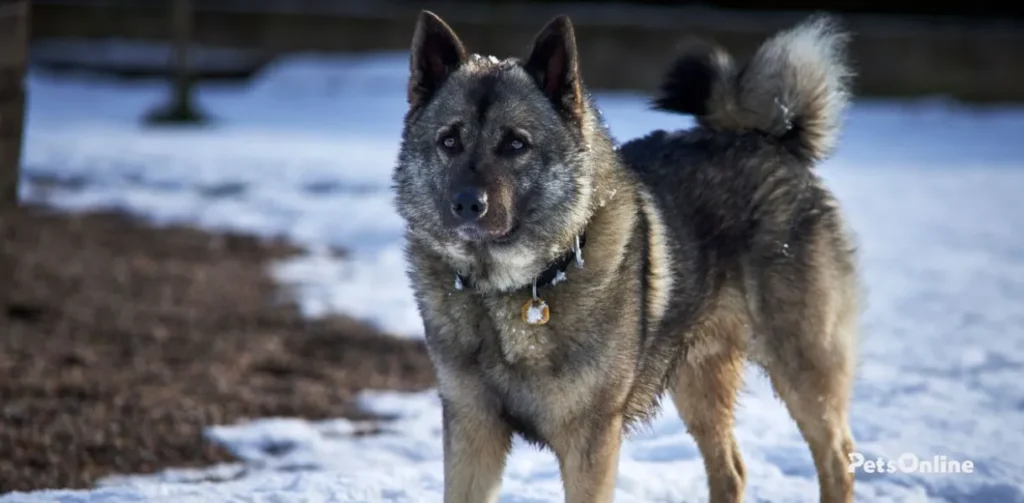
848,453,976,474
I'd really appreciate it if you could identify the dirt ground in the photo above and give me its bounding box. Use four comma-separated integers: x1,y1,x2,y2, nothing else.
0,204,436,493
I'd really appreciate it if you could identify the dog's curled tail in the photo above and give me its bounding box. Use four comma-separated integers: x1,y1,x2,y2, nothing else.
652,15,852,163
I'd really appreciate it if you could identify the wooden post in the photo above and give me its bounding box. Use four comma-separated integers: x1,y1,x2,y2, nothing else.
170,0,193,116
146,0,205,124
0,0,29,208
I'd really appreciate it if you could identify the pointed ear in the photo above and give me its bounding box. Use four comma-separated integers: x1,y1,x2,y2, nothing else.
408,11,467,108
524,15,584,119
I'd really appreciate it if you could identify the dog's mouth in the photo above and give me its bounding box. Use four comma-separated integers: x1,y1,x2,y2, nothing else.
453,221,519,245
490,221,520,244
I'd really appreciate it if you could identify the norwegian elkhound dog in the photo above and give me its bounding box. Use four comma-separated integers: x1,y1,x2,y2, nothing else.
393,10,858,503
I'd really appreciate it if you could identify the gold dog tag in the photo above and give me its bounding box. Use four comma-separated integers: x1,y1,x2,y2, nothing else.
521,298,550,325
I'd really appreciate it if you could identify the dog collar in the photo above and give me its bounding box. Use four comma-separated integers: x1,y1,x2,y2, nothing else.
454,233,587,325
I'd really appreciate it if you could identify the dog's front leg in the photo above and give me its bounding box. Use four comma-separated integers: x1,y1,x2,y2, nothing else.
441,398,512,503
554,414,624,503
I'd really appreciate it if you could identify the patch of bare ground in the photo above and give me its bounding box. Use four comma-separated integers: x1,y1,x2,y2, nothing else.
0,205,435,492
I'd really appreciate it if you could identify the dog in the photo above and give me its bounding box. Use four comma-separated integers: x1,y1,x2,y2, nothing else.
393,10,858,503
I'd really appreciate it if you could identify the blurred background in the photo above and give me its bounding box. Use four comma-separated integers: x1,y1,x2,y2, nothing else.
1,1,1023,501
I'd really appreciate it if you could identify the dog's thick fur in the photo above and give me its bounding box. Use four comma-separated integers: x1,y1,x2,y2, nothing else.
394,11,858,503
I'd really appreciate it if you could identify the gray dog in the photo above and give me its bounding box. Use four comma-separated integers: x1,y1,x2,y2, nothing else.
393,10,858,502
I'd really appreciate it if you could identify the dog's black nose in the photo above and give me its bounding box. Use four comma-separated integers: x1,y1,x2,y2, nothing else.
451,189,488,221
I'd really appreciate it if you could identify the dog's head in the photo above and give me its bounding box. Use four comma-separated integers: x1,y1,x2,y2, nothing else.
394,11,608,292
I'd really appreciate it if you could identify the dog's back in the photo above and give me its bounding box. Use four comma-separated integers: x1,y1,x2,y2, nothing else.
620,15,857,325
620,17,861,502
622,15,851,255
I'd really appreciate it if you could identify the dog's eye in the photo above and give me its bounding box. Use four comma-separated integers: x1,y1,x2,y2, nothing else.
500,136,528,155
439,134,460,152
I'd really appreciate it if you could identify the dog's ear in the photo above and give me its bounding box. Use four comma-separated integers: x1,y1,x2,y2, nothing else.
408,11,467,108
525,15,584,121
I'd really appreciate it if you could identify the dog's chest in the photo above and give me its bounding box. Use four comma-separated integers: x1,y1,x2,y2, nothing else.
474,291,561,366
432,280,586,370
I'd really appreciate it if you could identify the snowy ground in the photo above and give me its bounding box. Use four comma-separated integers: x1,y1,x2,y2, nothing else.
6,50,1024,502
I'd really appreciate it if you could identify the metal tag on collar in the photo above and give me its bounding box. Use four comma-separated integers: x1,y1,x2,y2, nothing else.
521,278,550,325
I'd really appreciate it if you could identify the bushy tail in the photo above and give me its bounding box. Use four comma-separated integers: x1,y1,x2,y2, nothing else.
652,15,852,163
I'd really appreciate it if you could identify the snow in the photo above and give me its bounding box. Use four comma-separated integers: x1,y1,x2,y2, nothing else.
5,49,1024,502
